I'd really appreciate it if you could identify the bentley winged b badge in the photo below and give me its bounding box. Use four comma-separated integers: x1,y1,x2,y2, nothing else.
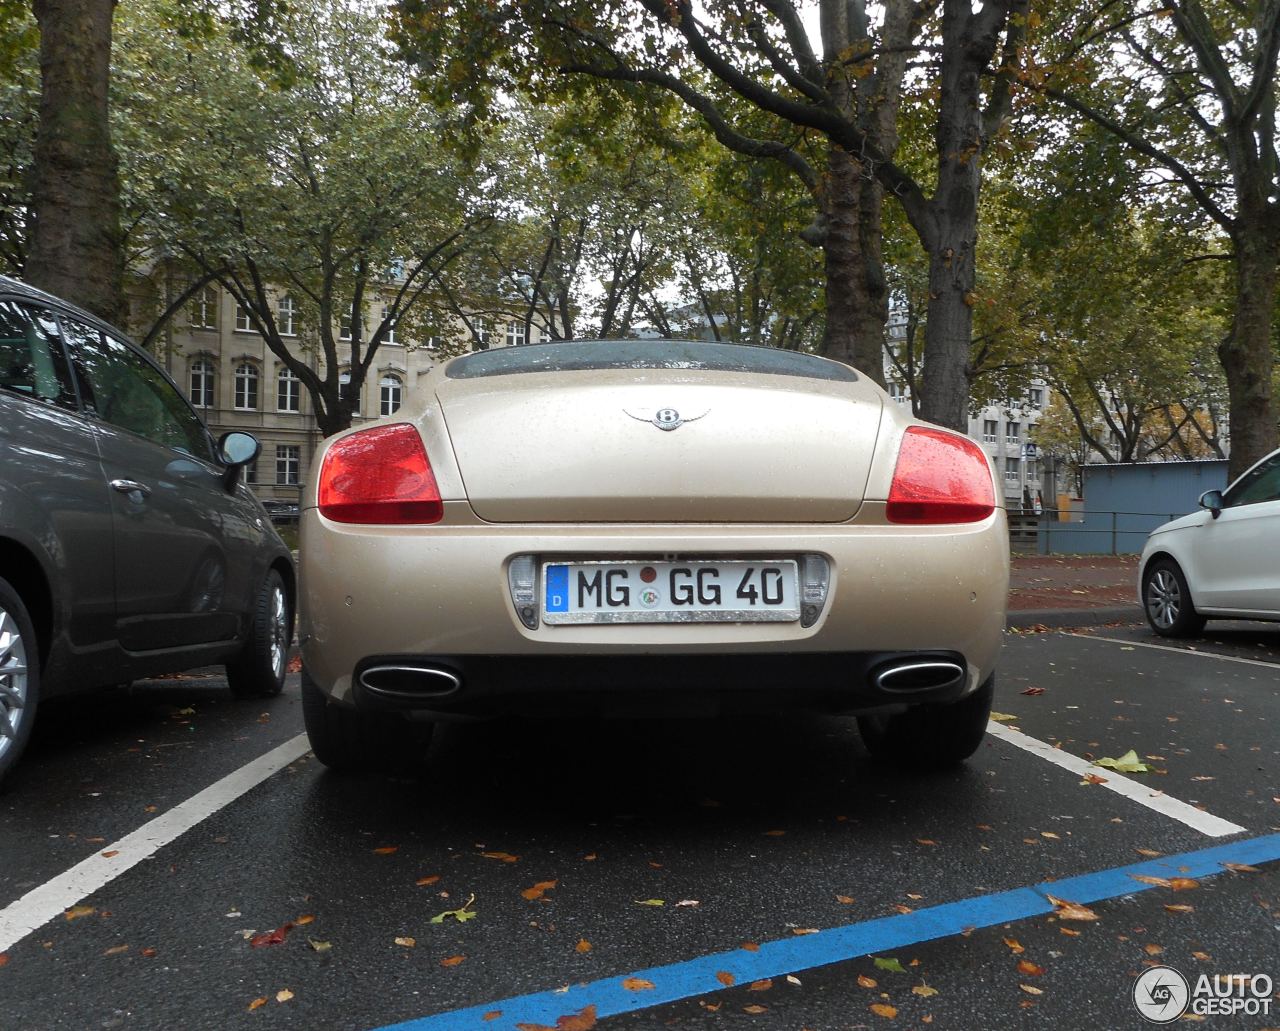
624,407,710,432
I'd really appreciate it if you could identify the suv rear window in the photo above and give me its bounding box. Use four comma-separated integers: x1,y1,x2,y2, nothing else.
445,340,857,382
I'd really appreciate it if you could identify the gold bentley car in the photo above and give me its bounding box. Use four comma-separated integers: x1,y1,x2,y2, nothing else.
298,340,1007,771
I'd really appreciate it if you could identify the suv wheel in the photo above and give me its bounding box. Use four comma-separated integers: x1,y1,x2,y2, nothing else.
0,576,39,783
227,569,292,699
858,674,994,768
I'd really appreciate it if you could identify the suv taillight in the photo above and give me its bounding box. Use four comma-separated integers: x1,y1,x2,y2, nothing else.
886,426,996,524
317,423,443,524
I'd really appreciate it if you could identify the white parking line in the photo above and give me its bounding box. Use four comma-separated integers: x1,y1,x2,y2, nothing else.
0,733,310,954
986,721,1246,838
1069,633,1280,669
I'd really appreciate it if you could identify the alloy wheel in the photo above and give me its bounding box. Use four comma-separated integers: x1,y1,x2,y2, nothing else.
0,606,30,762
269,584,288,679
1146,568,1181,630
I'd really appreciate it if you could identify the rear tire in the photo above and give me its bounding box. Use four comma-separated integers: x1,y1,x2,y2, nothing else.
227,569,292,699
0,575,40,784
301,668,432,773
1142,558,1206,638
858,673,994,768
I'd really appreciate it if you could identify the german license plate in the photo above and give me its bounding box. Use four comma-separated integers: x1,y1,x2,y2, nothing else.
542,560,800,625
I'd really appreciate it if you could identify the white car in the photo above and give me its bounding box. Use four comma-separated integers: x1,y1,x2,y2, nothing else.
1139,446,1280,636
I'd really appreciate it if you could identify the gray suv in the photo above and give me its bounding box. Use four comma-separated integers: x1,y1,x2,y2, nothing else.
0,276,295,781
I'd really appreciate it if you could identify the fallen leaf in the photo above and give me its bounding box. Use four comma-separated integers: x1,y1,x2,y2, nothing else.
1041,832,1060,840
101,851,119,859
1017,960,1045,976
307,938,332,952
785,975,801,986
431,894,477,924
1222,862,1259,873
521,881,558,901
874,956,907,973
1092,750,1152,773
1143,944,1164,956
583,854,597,861
575,940,592,954
248,998,267,1012
394,937,416,948
1164,904,1194,914
64,906,96,921
103,944,129,956
1003,938,1025,954
276,989,293,1003
296,915,315,926
633,899,664,907
748,979,772,992
791,927,820,935
912,984,939,998
1080,774,1108,786
1135,848,1162,858
1021,687,1046,696
990,712,1018,722
1059,928,1080,938
441,955,466,967
622,977,654,991
916,839,938,846
251,923,294,947
870,1003,898,1018
764,830,786,837
483,1013,502,1023
1020,984,1044,996
741,942,760,952
1046,895,1099,921
743,1005,768,1015
1130,874,1172,888
836,895,855,904
716,971,735,987
480,852,519,863
0,954,8,967
675,899,700,908
141,947,157,957
144,805,158,813
906,893,923,900
857,975,878,989
893,905,914,914
1169,878,1199,891
373,846,399,855
554,1005,598,1031
1192,951,1212,962
416,876,441,886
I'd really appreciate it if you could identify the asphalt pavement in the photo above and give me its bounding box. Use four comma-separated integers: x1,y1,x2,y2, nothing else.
1,592,1277,1031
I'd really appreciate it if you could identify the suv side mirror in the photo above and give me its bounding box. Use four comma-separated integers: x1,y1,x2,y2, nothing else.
218,431,261,491
1198,489,1224,519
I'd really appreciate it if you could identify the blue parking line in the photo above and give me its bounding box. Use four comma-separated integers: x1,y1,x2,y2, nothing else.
373,832,1280,1031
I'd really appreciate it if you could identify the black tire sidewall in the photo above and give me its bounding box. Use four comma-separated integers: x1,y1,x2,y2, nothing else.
227,568,290,699
1142,559,1203,637
0,575,41,783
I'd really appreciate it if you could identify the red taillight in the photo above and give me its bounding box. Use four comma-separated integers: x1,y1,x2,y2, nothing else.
886,426,996,524
318,423,443,524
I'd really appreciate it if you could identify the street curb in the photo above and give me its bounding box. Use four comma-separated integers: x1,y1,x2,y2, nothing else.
1006,605,1143,630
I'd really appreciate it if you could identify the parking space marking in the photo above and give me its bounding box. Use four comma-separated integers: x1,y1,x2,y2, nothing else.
1069,633,1280,668
371,832,1280,1031
986,721,1245,837
0,733,310,954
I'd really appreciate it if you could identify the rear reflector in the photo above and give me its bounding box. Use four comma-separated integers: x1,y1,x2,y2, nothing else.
886,426,996,524
318,423,443,524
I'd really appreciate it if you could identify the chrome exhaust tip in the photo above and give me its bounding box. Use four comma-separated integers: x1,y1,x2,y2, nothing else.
357,664,462,701
873,660,966,693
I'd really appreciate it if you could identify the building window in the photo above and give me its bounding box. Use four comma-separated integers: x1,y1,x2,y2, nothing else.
278,295,297,336
190,287,217,329
244,459,258,485
339,371,360,414
235,304,253,332
234,362,259,410
277,367,301,413
380,373,403,416
506,321,525,347
381,306,397,345
276,445,300,486
1028,387,1043,409
1025,460,1037,483
1004,457,1020,482
339,303,359,341
982,419,997,443
473,318,490,347
190,358,215,408
425,335,442,351
1005,420,1020,444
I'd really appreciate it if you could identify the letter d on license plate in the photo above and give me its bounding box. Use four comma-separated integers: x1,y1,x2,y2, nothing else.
541,560,799,625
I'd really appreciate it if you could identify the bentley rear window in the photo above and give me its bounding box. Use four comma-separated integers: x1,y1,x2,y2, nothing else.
445,340,857,382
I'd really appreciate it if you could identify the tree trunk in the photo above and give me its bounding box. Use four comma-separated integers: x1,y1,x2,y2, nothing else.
26,0,123,326
819,146,887,386
1219,234,1279,479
